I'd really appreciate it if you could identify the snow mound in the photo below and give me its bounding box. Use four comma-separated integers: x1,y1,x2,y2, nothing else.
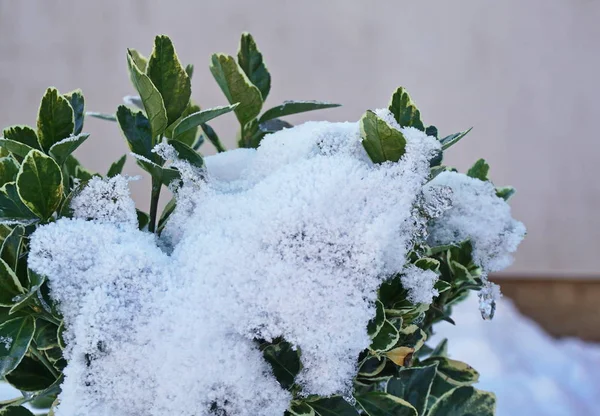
28,114,444,416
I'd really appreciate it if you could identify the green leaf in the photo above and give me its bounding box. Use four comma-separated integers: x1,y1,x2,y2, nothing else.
430,338,448,358
423,357,480,398
33,320,58,351
425,125,438,138
0,139,36,159
0,158,19,187
165,103,200,146
428,386,495,416
37,88,74,152
370,319,399,352
185,63,194,78
466,159,489,181
48,133,90,165
414,258,440,273
367,300,385,338
107,155,127,177
388,87,424,130
85,112,116,122
63,89,85,135
360,110,407,164
288,402,315,416
146,35,191,125
136,209,150,231
0,316,35,376
358,356,387,378
397,325,427,352
200,123,225,152
116,106,154,160
355,392,417,416
496,186,516,201
9,269,44,315
210,53,263,127
259,101,340,124
0,183,37,222
434,280,451,294
4,355,56,391
128,49,147,73
127,49,168,138
262,341,300,390
16,150,63,220
172,104,238,141
167,140,204,169
157,198,176,233
237,32,271,100
2,126,40,150
134,156,179,187
0,225,25,279
0,258,24,307
0,406,35,416
386,363,437,415
440,128,472,150
308,396,359,416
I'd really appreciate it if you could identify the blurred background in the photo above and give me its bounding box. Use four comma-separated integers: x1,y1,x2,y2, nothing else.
0,2,599,412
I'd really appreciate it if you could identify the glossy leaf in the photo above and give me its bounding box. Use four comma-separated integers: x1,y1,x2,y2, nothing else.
0,225,25,277
127,49,168,138
309,396,359,416
386,363,438,415
288,402,315,416
440,128,472,150
259,101,340,124
388,87,424,130
146,35,191,125
0,158,19,187
0,258,24,307
49,133,90,165
0,406,35,415
167,140,204,169
428,386,495,416
0,316,35,376
370,319,399,352
9,269,44,315
4,355,56,391
33,320,58,351
134,156,179,187
165,103,200,145
360,110,407,164
37,88,74,152
210,53,262,127
238,32,271,100
16,150,63,220
0,139,36,159
0,183,37,222
107,155,127,177
200,123,224,152
63,89,85,135
116,106,154,160
367,300,385,338
355,392,417,416
2,126,40,150
262,341,300,390
172,104,238,141
466,159,489,181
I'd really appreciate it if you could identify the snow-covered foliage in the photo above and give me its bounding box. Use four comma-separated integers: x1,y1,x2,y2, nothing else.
28,115,448,415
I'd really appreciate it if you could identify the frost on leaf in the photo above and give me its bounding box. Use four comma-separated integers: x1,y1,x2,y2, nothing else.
27,114,455,416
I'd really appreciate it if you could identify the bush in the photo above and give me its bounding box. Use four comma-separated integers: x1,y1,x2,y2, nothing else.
0,33,524,416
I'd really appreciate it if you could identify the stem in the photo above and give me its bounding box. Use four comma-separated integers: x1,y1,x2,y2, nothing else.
30,343,60,379
148,176,161,233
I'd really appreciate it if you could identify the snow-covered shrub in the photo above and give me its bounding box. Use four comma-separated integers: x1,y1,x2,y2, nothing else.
0,33,524,416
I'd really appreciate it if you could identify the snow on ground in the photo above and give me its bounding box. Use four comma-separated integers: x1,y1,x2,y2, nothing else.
432,294,600,416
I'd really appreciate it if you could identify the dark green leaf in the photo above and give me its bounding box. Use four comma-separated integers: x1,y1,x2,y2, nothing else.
237,32,271,100
165,103,200,146
16,150,63,220
0,158,19,187
0,225,25,279
4,355,56,391
172,104,238,141
134,156,179,187
370,320,399,352
434,280,451,294
355,392,417,416
146,35,191,125
116,106,153,160
388,87,424,130
358,356,387,377
9,270,44,315
107,155,127,177
367,300,385,338
360,110,407,164
127,49,168,138
48,133,90,165
288,402,315,416
0,139,36,159
2,126,40,150
0,316,35,376
440,128,472,150
259,101,340,124
309,396,359,416
157,198,176,233
425,125,438,138
0,406,35,415
262,341,300,390
0,183,37,223
199,123,224,152
34,320,58,350
414,258,440,273
136,210,150,231
430,338,448,358
495,186,516,201
167,140,204,169
210,53,263,127
37,88,74,152
0,258,24,307
63,89,85,135
428,386,495,416
185,63,194,78
386,363,437,415
466,159,489,181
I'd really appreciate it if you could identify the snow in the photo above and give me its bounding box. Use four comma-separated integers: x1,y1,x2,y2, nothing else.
28,113,444,416
432,294,600,416
401,265,439,305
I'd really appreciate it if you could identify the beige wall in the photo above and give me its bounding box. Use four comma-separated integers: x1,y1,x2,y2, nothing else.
0,0,598,275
